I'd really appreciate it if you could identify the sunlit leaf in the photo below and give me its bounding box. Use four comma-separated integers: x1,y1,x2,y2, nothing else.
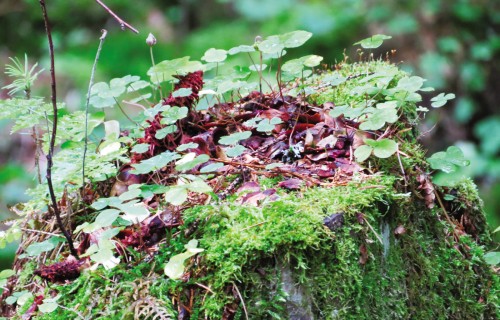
131,143,150,154
354,145,373,162
131,151,181,174
155,125,177,140
226,145,247,157
427,146,470,173
354,34,392,49
200,162,224,173
228,45,255,55
164,239,204,279
202,48,227,63
484,252,500,265
165,186,188,206
148,57,204,84
431,92,456,108
175,153,210,172
161,106,188,125
219,131,252,145
172,88,193,98
365,138,398,158
280,30,313,48
177,142,199,152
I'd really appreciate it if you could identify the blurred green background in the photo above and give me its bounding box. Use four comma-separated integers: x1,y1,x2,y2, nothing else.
0,0,499,268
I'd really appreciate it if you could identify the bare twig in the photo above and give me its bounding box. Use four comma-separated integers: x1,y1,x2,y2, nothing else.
83,29,107,187
39,0,79,259
362,216,383,245
95,0,139,34
231,282,249,320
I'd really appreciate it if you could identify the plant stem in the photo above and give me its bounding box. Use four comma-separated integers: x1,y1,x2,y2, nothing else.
95,0,139,34
83,29,107,187
39,0,79,259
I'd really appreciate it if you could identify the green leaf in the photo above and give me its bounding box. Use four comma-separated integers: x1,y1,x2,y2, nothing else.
39,302,58,313
0,269,15,279
202,48,227,63
483,252,500,265
249,64,267,72
131,151,181,174
365,138,398,158
165,186,188,206
354,145,373,162
200,162,224,173
354,34,392,49
175,153,210,172
359,105,399,131
147,57,204,84
177,142,199,152
155,125,177,139
131,143,150,154
127,80,150,92
226,145,247,157
265,163,284,170
187,179,212,193
395,76,425,93
258,35,285,54
219,131,252,145
118,185,142,201
93,209,120,229
164,239,204,279
90,247,120,270
280,30,313,48
303,55,323,67
115,202,150,223
427,146,470,173
25,236,65,257
228,45,255,55
172,88,193,98
431,93,456,108
256,118,281,132
161,106,188,125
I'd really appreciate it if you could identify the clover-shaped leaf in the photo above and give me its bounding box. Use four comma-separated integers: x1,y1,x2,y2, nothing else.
175,153,210,172
172,88,193,98
147,57,204,84
177,142,199,152
131,143,150,154
226,145,247,157
161,106,188,125
258,35,285,54
280,30,313,48
427,146,470,173
431,93,455,108
257,117,282,132
202,48,227,63
155,125,177,139
164,239,204,279
354,34,392,49
164,186,188,206
228,45,255,55
396,76,425,93
200,162,224,173
355,138,398,162
219,131,252,145
359,102,399,131
131,150,181,174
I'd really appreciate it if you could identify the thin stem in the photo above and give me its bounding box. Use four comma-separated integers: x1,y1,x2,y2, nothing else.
83,29,107,187
95,0,139,33
39,0,79,259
